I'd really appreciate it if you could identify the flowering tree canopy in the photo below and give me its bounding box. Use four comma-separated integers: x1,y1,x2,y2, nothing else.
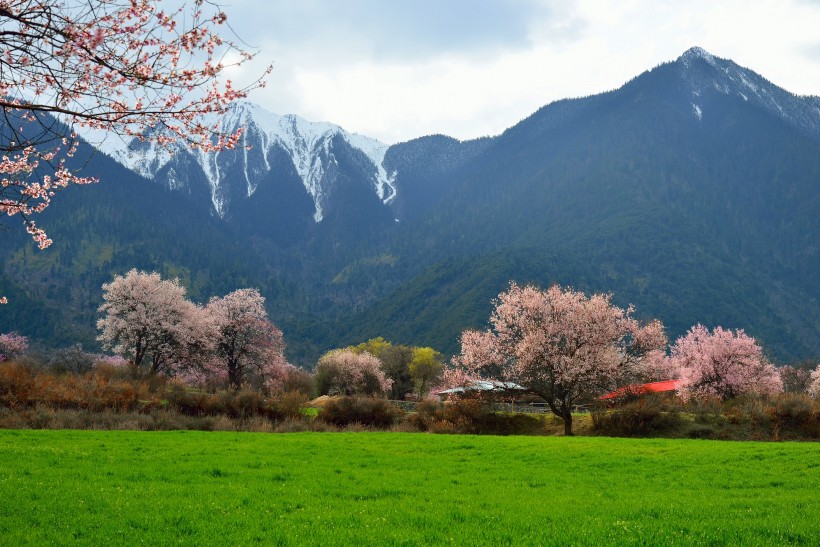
314,349,392,397
0,0,268,251
205,288,289,392
96,269,213,375
667,324,782,401
97,273,293,389
806,366,820,399
0,331,29,360
447,283,667,435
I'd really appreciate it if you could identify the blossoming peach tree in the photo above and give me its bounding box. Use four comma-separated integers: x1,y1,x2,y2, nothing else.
98,271,294,391
665,324,783,401
0,0,269,303
0,331,29,360
314,349,392,397
204,288,290,393
447,283,667,435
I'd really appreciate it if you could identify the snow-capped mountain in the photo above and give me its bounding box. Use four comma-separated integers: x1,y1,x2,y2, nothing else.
11,47,818,364
94,47,820,228
101,102,397,222
675,47,820,139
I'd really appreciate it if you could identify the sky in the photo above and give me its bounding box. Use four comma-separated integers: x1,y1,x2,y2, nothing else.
219,0,820,144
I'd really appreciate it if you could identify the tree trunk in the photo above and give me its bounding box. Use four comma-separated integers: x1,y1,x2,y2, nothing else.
228,362,240,390
563,411,574,436
543,395,574,436
148,355,161,377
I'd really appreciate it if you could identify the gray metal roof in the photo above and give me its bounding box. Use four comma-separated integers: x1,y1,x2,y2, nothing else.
435,380,526,395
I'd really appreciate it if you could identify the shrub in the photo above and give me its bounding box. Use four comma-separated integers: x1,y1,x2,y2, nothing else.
274,418,312,433
245,416,274,433
591,395,682,437
272,390,310,420
768,393,820,439
211,416,237,431
319,397,403,428
684,396,724,423
0,363,148,412
278,368,314,398
0,408,28,428
0,362,35,407
408,397,546,435
724,395,770,430
687,426,716,439
314,350,392,396
166,383,211,416
769,393,813,427
48,345,97,375
228,389,264,419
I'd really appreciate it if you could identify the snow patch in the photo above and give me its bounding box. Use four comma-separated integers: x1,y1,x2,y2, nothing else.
224,103,397,221
242,128,255,197
677,46,820,145
345,132,398,204
679,46,718,68
166,168,182,191
96,101,398,222
736,72,759,94
80,126,176,178
197,147,224,218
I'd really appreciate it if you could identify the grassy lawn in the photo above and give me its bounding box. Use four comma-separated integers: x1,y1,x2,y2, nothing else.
0,430,817,545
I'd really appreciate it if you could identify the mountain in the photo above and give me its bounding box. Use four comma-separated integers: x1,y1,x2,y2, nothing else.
1,47,818,364
352,47,820,360
102,103,396,221
676,47,820,142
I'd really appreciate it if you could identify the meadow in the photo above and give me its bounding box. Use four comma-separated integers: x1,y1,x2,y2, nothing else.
0,431,818,545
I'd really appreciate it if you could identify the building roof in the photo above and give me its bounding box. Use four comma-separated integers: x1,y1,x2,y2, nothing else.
435,380,526,396
599,379,681,400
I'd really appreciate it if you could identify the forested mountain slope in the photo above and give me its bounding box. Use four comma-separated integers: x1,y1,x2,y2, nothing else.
1,47,817,364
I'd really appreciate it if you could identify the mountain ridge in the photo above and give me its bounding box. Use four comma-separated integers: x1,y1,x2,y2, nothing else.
2,47,818,364
98,102,398,221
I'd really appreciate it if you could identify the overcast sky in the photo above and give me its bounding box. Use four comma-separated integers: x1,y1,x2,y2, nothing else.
220,0,820,144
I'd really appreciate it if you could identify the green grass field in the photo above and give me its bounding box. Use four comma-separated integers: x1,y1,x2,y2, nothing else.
0,430,817,545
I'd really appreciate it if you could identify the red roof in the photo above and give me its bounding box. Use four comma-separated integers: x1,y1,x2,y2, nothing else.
600,379,681,400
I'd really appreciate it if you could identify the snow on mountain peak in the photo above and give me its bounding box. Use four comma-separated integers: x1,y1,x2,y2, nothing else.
674,47,820,140
219,101,396,221
97,101,397,222
678,46,718,67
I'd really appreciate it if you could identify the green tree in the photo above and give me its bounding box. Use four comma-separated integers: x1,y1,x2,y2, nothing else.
349,338,414,400
409,347,444,399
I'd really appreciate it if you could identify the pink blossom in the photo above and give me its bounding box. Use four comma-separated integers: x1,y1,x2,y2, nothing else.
448,283,666,434
809,367,820,399
96,269,215,376
668,324,783,401
315,349,392,396
206,288,291,392
94,354,129,368
0,332,30,361
0,0,270,254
